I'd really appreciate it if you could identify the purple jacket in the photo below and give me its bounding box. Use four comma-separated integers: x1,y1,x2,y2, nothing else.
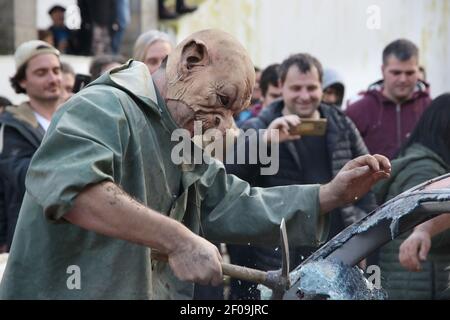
345,80,431,159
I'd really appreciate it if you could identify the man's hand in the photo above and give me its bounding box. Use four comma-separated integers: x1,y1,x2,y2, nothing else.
263,115,301,144
168,234,223,286
398,214,450,272
399,229,431,272
0,244,7,254
319,154,391,213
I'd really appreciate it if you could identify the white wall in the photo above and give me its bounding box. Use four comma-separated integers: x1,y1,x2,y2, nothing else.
176,0,450,103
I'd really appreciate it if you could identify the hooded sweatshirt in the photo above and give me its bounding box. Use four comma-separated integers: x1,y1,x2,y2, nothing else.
346,80,431,159
322,68,345,107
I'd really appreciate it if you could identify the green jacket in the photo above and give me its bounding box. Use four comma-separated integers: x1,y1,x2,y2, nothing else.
0,61,328,300
374,143,450,300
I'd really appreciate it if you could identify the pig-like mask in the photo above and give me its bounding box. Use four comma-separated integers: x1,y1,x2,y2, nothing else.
165,29,255,136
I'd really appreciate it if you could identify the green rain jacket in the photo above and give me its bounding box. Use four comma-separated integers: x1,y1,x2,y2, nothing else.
374,143,450,299
0,61,328,299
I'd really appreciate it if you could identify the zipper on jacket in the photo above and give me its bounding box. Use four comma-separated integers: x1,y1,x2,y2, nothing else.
396,104,402,148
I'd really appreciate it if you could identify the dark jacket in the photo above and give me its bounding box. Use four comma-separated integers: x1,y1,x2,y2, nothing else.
0,103,45,250
346,80,431,159
374,143,450,300
225,101,377,299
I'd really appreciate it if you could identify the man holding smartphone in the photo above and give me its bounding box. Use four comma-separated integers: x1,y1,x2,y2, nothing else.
226,53,377,299
0,40,61,253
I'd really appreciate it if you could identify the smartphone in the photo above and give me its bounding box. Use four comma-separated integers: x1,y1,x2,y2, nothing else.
72,74,92,94
289,118,328,136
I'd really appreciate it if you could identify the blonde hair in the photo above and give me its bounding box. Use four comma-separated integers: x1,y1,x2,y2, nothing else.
133,30,173,62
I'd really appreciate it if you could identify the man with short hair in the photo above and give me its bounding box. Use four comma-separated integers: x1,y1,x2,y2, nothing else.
226,53,377,299
346,39,431,159
236,64,282,125
0,40,62,252
0,97,12,114
250,63,282,118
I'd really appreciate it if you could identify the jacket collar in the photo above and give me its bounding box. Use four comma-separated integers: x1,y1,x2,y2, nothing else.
89,60,164,118
366,79,430,105
257,101,335,172
4,102,39,128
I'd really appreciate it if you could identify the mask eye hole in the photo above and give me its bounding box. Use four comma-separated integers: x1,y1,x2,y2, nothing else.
187,56,200,64
186,56,201,70
218,94,229,107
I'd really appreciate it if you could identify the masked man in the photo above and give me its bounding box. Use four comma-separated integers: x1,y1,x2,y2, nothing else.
0,30,390,299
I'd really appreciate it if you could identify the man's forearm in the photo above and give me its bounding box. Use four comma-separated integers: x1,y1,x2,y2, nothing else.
414,213,450,237
319,183,344,214
64,181,192,255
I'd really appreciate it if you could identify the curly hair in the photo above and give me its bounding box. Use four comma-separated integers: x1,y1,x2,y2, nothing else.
10,63,28,94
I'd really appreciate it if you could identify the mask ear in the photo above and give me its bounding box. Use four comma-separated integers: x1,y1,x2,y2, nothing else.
178,40,210,78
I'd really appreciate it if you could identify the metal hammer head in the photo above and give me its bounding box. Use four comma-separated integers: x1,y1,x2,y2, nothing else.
266,218,291,299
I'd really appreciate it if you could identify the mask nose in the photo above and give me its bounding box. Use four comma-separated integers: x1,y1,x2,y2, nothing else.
214,113,235,135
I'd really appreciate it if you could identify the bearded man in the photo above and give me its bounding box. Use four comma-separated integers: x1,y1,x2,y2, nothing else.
0,30,390,299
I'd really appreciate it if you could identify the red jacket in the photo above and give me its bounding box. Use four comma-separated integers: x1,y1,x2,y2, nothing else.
345,80,431,159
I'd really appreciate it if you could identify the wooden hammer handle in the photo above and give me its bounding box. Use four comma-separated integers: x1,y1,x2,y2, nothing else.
151,251,268,284
221,262,268,284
